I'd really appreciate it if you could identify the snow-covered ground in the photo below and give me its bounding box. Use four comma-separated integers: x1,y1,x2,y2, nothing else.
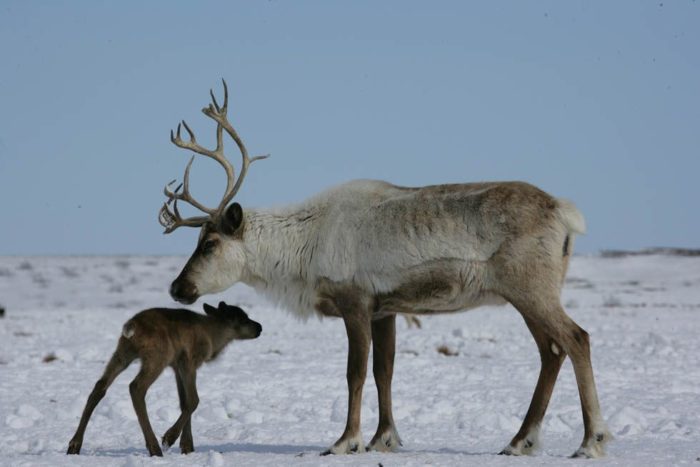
1,254,699,466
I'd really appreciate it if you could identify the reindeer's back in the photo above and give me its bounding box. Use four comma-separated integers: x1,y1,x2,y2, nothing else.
314,180,560,280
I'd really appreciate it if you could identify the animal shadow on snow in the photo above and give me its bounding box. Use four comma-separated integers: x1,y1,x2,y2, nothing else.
72,443,323,457
198,442,325,455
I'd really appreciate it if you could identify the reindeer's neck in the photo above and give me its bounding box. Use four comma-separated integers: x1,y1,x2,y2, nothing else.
242,204,322,293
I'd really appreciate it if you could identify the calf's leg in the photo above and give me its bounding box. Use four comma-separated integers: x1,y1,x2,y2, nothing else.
67,346,134,454
130,360,167,456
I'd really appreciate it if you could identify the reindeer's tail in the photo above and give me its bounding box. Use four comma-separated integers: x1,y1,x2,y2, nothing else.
122,321,136,339
556,199,586,236
555,199,585,282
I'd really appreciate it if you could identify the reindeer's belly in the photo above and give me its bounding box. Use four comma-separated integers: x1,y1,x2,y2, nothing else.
374,267,507,316
313,259,507,319
376,258,507,316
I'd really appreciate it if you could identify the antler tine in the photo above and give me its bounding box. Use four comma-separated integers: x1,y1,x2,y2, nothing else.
171,120,213,156
158,180,209,234
223,152,270,210
162,156,216,215
159,202,209,233
210,89,221,113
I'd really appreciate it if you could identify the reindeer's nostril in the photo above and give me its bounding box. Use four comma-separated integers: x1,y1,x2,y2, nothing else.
170,281,198,304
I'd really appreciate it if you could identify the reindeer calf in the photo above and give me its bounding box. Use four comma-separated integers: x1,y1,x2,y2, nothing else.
67,301,262,456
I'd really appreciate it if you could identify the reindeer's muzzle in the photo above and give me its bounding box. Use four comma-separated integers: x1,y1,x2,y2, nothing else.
170,279,198,305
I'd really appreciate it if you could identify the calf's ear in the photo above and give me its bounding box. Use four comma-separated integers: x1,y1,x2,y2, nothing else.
203,303,218,316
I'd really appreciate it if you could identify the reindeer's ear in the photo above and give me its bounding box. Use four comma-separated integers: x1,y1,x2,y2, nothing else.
203,303,218,316
222,203,243,235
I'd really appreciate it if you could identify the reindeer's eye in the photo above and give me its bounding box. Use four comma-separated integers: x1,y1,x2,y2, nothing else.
202,239,218,254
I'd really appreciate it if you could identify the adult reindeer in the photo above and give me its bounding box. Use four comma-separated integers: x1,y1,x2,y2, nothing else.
159,80,610,458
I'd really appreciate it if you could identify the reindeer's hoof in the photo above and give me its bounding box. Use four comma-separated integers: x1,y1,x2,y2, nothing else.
321,434,364,455
499,437,537,456
571,431,611,459
571,445,604,459
367,427,402,452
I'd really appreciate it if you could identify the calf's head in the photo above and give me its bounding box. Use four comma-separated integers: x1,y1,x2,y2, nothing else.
203,301,262,339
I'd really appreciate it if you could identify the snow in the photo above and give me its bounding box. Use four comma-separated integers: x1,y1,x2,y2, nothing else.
1,254,699,466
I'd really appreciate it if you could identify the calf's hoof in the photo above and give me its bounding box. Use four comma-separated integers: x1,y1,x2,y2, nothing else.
180,444,194,454
147,443,164,457
66,439,82,455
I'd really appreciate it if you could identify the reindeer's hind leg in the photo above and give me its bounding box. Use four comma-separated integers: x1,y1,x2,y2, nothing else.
67,340,135,454
367,314,402,452
552,311,611,458
508,294,610,458
500,315,566,455
129,358,167,456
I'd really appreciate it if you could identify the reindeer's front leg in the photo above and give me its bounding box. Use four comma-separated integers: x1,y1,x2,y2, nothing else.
368,314,402,452
322,305,372,455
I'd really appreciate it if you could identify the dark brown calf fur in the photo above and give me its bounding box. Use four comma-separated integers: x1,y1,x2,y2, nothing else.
67,302,261,456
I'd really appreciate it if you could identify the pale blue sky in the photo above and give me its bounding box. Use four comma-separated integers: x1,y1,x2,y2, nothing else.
0,1,698,255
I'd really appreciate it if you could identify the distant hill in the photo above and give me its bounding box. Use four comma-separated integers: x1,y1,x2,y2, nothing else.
600,247,700,258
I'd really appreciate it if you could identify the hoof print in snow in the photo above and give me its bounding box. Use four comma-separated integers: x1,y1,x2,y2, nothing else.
43,353,58,363
437,345,458,356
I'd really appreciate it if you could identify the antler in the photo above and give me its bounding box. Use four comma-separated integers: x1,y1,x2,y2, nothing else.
158,157,211,233
200,80,270,213
158,79,268,233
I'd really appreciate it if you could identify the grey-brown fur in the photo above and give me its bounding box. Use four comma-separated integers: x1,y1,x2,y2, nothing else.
168,180,609,458
159,82,608,458
66,302,261,456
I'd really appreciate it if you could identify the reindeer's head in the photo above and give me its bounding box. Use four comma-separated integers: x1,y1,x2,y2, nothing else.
158,80,268,305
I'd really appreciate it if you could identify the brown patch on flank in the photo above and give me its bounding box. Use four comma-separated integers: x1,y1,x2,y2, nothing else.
375,272,459,314
314,298,341,318
315,278,370,318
